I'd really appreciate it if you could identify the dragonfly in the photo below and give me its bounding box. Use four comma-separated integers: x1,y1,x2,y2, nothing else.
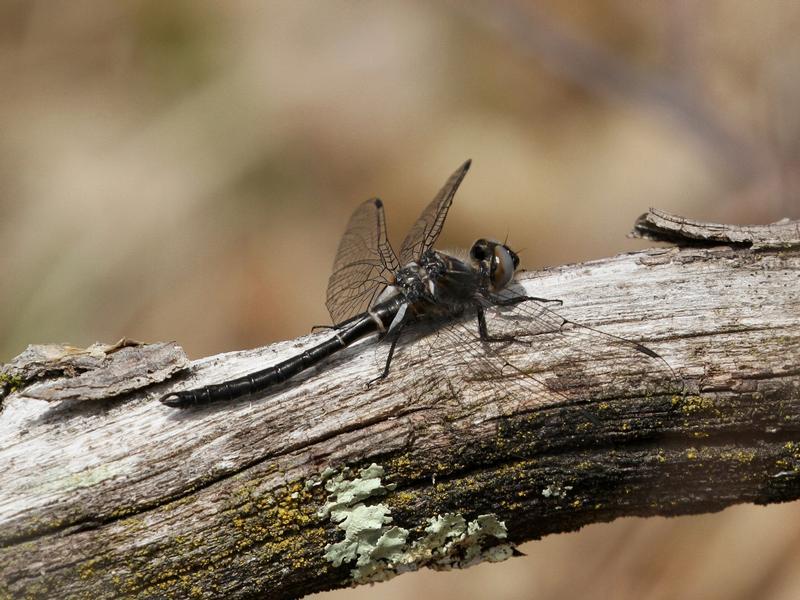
161,160,680,408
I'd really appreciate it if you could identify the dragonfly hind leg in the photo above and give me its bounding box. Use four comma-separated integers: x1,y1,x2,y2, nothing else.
366,302,409,387
311,310,372,333
366,326,403,387
477,294,570,344
476,307,521,343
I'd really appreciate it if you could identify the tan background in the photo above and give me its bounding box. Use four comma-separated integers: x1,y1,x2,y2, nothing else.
1,2,798,598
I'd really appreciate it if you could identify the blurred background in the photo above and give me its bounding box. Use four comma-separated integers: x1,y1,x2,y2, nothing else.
1,1,799,598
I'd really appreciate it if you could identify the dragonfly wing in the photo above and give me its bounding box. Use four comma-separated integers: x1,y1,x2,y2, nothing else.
480,289,685,403
396,294,683,417
326,198,400,326
398,160,471,265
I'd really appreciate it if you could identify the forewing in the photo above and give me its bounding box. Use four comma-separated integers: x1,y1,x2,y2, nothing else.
326,198,399,325
398,160,471,265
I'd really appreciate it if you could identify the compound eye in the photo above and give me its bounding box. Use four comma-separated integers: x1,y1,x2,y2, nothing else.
491,246,516,290
470,240,488,261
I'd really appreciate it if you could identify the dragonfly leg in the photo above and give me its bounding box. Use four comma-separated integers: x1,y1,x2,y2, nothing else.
366,326,403,386
476,307,520,343
366,301,409,387
491,293,563,307
311,312,366,332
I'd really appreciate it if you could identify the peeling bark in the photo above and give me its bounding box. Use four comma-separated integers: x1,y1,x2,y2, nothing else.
632,208,800,249
0,339,188,403
1,210,798,600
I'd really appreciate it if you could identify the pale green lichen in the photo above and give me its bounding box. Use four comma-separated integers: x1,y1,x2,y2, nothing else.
349,512,514,583
369,526,411,562
319,464,515,584
318,463,395,519
412,513,513,570
542,484,572,499
319,464,401,570
325,504,397,567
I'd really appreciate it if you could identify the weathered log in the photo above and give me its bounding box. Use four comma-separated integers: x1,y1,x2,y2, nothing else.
1,210,798,600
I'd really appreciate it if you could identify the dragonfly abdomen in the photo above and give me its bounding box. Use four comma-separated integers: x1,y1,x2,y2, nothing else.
160,313,383,408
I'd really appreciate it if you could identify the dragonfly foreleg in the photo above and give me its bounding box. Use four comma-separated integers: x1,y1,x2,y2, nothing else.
490,293,563,308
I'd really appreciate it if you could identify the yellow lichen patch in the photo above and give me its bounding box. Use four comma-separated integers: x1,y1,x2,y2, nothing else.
498,459,537,478
272,482,314,532
383,454,424,481
261,526,327,571
686,448,698,460
673,395,719,417
772,441,800,472
75,556,109,582
719,450,756,464
110,476,325,597
387,490,417,510
0,372,24,392
231,478,317,543
783,441,800,460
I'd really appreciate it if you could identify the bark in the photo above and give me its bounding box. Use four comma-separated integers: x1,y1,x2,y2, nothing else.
1,210,798,600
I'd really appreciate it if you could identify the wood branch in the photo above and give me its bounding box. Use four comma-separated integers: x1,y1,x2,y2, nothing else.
1,209,799,599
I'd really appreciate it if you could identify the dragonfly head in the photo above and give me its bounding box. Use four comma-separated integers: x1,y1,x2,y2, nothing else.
469,239,520,292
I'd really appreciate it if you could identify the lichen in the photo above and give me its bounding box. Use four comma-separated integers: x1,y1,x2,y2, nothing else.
0,372,25,393
347,512,514,583
318,463,515,584
318,463,400,571
318,463,395,519
413,513,513,570
325,504,398,567
542,484,573,499
672,394,719,417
